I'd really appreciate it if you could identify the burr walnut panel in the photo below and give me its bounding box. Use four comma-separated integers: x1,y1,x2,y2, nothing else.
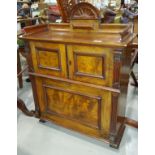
43,85,101,129
34,76,112,137
36,47,61,71
74,52,105,79
67,45,114,86
30,42,67,78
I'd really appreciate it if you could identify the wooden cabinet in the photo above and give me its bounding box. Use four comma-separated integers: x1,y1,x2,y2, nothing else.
20,3,136,149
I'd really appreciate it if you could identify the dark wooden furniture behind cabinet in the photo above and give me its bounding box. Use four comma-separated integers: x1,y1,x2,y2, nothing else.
19,3,136,149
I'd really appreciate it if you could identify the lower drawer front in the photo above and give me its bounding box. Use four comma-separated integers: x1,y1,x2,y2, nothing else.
35,76,112,138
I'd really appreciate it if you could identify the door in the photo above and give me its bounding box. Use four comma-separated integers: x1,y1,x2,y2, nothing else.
67,45,114,86
30,41,67,78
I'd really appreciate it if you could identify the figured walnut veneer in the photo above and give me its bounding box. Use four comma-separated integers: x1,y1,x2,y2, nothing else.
43,84,101,129
67,45,113,86
36,47,61,71
73,52,105,79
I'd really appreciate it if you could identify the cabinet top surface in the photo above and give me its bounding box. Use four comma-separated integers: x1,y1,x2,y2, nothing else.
20,23,136,47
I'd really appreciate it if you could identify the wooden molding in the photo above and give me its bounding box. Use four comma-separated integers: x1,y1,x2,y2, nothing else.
110,93,119,137
23,24,48,35
28,72,120,93
113,50,122,89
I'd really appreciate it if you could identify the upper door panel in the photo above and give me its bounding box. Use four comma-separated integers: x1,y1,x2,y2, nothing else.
67,45,113,86
30,41,67,78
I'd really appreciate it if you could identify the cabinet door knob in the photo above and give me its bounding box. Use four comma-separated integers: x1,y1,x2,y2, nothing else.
69,60,72,65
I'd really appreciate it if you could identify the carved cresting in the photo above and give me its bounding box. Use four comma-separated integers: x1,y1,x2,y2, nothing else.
70,2,100,20
57,1,100,22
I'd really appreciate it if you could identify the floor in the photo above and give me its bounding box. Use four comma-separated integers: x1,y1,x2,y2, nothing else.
17,65,138,155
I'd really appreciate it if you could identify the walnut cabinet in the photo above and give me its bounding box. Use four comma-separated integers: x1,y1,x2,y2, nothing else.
20,9,136,148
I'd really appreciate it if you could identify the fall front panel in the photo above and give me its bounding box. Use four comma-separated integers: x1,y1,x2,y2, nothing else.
34,76,112,137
